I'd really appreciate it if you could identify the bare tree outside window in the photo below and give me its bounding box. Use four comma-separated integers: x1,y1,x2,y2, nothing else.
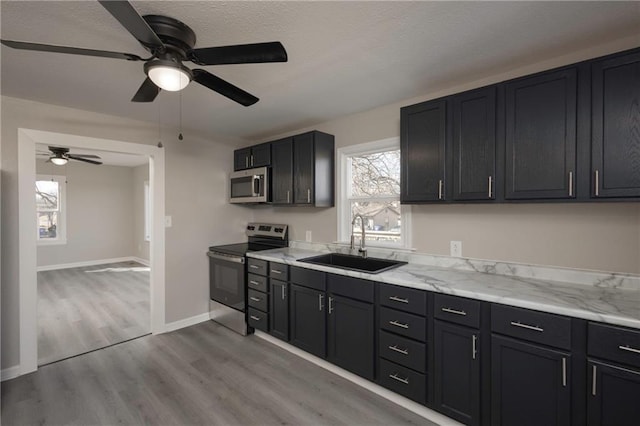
36,178,62,240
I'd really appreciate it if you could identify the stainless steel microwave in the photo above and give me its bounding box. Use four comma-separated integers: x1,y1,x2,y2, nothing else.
229,167,269,203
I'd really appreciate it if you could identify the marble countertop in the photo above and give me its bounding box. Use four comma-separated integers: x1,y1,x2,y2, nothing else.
247,247,640,330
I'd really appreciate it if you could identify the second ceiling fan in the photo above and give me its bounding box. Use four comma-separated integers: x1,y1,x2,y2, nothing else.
1,0,288,106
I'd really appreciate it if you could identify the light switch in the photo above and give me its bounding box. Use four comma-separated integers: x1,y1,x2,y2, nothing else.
165,216,172,228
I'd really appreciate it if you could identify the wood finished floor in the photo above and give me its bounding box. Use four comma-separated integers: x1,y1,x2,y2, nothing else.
38,261,150,365
2,321,437,426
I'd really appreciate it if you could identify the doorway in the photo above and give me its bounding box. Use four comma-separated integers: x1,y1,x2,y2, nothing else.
17,128,165,375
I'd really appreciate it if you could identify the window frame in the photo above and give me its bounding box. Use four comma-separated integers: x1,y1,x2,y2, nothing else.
337,137,411,249
36,174,67,246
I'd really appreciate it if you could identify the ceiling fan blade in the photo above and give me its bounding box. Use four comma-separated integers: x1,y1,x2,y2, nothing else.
98,0,165,52
69,154,101,159
189,42,288,66
67,155,102,165
0,39,146,61
131,77,161,102
192,69,259,107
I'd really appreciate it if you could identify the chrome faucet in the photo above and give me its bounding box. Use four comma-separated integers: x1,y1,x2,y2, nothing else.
350,214,367,258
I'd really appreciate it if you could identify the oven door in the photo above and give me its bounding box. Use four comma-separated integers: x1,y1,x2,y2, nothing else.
208,251,246,311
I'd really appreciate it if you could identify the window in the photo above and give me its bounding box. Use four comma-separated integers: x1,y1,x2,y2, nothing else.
338,137,410,248
36,175,66,245
144,180,151,241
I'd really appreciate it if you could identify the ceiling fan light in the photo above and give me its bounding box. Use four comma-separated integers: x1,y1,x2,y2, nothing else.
146,61,192,92
51,156,68,166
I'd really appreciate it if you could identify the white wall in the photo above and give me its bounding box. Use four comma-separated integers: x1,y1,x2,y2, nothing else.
251,36,640,274
36,160,137,267
1,96,253,370
133,163,150,262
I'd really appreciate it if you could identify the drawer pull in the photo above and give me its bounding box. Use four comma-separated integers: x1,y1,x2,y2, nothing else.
249,264,260,269
389,320,409,329
510,321,543,333
442,307,467,316
619,345,640,355
389,373,409,385
388,345,409,355
249,280,261,286
389,296,409,304
562,357,567,387
472,335,477,360
592,364,597,396
271,269,282,274
250,315,261,321
249,297,261,302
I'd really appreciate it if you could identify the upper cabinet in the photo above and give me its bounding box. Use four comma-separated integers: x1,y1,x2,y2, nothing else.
505,68,577,200
400,46,640,204
233,142,271,171
591,50,640,198
401,99,447,202
270,137,294,204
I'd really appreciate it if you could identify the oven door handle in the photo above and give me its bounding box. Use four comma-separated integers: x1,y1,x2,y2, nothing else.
207,252,245,264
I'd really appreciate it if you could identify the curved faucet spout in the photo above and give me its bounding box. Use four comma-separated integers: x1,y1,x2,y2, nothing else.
350,214,367,258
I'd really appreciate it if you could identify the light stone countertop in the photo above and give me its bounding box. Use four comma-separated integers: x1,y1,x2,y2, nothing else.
247,247,640,330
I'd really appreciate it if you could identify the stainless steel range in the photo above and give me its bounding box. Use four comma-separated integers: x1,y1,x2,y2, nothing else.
207,223,288,335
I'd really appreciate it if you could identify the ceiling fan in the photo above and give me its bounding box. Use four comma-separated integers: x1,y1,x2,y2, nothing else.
38,146,103,166
0,0,288,106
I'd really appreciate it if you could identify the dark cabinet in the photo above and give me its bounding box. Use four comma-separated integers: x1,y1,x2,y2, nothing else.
401,99,447,202
452,86,497,201
290,283,326,358
269,279,289,341
292,131,335,207
327,294,375,380
270,137,294,204
504,68,577,200
434,321,481,426
591,50,640,198
587,360,640,426
233,142,271,171
491,335,571,426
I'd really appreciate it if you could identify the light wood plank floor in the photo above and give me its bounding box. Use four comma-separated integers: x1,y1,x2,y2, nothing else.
2,321,437,426
38,261,150,365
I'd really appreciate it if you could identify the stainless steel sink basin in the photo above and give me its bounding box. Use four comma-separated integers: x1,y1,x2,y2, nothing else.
298,253,407,274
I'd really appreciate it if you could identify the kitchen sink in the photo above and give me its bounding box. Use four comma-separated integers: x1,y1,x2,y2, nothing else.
298,253,407,274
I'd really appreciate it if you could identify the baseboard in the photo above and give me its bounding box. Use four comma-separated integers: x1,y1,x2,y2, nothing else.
131,257,150,266
254,331,462,426
37,257,148,272
163,312,211,333
1,365,21,382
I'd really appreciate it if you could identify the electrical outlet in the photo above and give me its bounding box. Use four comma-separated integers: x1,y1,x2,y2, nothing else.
305,230,312,242
450,240,462,257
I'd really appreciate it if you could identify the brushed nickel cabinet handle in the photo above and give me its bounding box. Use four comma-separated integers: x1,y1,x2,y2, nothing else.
249,265,260,269
281,285,286,300
250,315,260,321
488,175,493,198
250,155,254,167
249,297,261,302
389,373,409,385
438,179,444,200
389,296,409,304
441,307,467,316
328,296,334,314
568,171,574,197
307,189,311,203
619,345,640,355
594,170,600,197
318,294,324,311
472,335,478,360
592,364,597,396
562,357,567,387
510,321,543,332
389,320,409,329
286,190,290,203
388,345,409,355
245,157,249,169
249,280,260,286
271,269,282,274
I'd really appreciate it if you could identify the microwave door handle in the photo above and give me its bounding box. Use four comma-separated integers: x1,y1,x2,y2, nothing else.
252,175,261,197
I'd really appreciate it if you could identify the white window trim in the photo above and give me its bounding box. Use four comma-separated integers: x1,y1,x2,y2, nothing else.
144,180,151,242
36,174,67,246
336,137,412,249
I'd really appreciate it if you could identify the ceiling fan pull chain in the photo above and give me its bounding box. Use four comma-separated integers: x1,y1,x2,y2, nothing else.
178,90,184,141
157,102,163,148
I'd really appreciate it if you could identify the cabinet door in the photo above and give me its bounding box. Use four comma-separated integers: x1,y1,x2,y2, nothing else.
434,321,481,426
401,99,447,202
592,51,640,198
452,86,497,201
293,132,314,204
327,294,374,380
271,138,294,204
505,68,577,200
234,148,251,171
251,142,271,168
269,279,289,341
290,284,326,358
491,335,571,426
587,360,640,426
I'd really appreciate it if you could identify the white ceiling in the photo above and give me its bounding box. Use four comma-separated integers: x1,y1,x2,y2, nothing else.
36,143,148,167
2,1,640,143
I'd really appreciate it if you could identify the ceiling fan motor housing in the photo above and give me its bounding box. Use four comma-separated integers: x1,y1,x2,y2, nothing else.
143,15,196,58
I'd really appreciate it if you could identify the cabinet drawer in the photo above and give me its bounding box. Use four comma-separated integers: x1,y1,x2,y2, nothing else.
378,358,427,404
247,289,268,312
269,262,289,281
328,274,374,303
247,258,267,276
379,330,426,373
248,308,268,332
491,304,571,350
290,266,326,291
247,273,268,293
588,323,640,369
379,283,427,316
380,306,427,342
434,294,481,328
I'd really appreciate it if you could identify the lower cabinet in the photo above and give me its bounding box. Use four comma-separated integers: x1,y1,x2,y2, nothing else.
327,294,375,380
290,283,326,358
269,279,289,341
434,321,481,426
587,360,640,426
491,335,571,426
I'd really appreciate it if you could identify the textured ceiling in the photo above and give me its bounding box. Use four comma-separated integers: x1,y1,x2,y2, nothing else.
2,1,640,143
